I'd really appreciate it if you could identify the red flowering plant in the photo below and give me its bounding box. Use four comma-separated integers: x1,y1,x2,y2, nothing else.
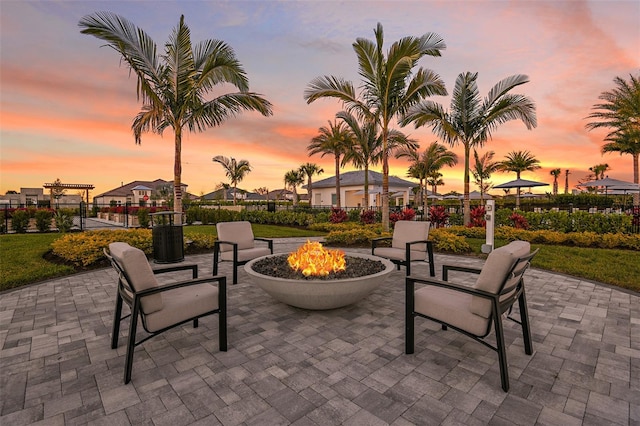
360,209,377,225
509,212,529,229
330,208,348,223
390,208,416,225
428,205,449,228
468,206,486,228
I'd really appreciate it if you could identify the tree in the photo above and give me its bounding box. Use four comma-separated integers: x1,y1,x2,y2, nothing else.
298,163,323,206
305,22,447,231
80,12,272,216
550,168,562,196
308,119,353,209
471,150,499,205
254,187,269,201
397,141,457,214
589,163,610,180
337,112,383,209
284,169,305,207
498,150,541,209
585,73,640,198
402,72,536,225
212,156,251,206
564,169,571,194
50,178,66,203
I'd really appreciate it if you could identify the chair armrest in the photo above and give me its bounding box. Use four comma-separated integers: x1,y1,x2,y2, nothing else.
371,237,392,251
137,275,227,297
442,264,482,281
153,264,198,279
406,275,497,300
214,240,237,250
254,238,274,251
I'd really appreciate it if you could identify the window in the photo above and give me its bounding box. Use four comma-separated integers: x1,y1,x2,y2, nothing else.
331,193,337,205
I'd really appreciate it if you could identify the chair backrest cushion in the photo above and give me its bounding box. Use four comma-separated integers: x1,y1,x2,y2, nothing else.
470,241,530,318
216,221,255,252
109,242,164,314
392,221,430,252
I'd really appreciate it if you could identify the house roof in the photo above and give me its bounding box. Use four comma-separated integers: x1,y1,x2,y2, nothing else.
306,170,417,189
94,179,185,198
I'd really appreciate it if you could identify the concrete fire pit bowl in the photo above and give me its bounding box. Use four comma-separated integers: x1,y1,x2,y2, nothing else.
244,253,395,310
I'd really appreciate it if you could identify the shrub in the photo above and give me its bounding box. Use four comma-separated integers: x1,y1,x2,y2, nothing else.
11,209,29,233
428,205,449,228
360,209,377,225
468,206,486,228
429,228,471,253
137,208,150,228
55,210,73,233
35,209,54,232
52,229,153,266
330,208,348,224
347,209,361,222
390,208,416,224
509,212,529,230
324,227,387,246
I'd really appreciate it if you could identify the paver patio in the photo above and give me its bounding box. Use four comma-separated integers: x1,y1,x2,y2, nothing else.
1,238,638,425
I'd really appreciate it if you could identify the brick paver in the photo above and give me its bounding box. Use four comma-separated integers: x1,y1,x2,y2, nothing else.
1,238,638,425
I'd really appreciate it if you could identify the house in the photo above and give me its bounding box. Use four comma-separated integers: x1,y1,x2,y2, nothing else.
0,187,82,207
304,170,417,208
93,179,187,207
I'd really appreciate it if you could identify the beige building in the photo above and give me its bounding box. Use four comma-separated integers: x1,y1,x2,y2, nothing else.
92,179,187,207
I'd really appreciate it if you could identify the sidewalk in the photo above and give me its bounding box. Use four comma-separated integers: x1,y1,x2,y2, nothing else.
1,238,638,425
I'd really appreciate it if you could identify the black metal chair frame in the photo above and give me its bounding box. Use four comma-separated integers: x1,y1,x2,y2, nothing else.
405,249,538,391
371,237,435,277
213,238,273,284
105,249,227,384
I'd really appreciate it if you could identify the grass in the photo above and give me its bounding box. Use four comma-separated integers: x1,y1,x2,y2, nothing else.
0,228,638,293
467,238,640,292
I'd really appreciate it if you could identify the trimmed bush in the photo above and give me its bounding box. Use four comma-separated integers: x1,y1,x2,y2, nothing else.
35,209,54,232
11,210,29,233
52,229,153,266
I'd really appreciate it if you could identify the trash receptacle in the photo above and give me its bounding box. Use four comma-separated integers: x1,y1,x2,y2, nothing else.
267,201,276,212
151,212,184,263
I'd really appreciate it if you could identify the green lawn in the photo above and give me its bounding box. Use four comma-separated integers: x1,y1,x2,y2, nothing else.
1,229,638,293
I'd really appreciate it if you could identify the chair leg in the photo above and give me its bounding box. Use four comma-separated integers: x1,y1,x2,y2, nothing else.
406,260,411,276
518,289,533,355
493,313,510,392
213,248,219,276
219,278,227,351
124,301,140,384
193,319,199,328
427,244,435,277
232,247,239,284
111,292,123,349
405,278,415,354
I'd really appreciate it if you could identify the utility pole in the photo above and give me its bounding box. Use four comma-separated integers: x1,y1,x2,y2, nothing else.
564,169,570,194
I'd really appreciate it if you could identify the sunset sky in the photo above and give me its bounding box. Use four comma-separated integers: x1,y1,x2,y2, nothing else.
1,0,639,200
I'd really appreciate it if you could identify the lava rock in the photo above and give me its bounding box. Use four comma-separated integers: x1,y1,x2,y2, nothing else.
251,254,385,280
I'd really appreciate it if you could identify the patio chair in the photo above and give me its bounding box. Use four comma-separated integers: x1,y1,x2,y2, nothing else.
213,221,274,284
371,220,435,277
105,242,227,384
405,241,538,391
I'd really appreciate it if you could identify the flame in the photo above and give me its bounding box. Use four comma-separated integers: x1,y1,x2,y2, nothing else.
287,240,346,277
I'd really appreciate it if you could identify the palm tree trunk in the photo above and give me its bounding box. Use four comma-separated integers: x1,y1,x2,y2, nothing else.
463,143,471,226
174,128,183,221
633,153,639,205
382,130,390,232
334,155,341,209
422,180,428,220
364,166,370,209
233,184,237,206
307,177,313,206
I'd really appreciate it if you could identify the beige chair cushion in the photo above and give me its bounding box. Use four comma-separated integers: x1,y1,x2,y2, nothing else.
392,221,430,252
470,241,530,318
144,283,219,333
220,247,272,262
216,221,255,252
109,242,164,314
373,247,427,262
414,286,489,336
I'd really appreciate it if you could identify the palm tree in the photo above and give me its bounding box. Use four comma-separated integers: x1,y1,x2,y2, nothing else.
298,163,324,207
471,150,499,205
550,168,562,196
589,163,610,180
307,119,353,209
337,112,383,209
284,169,305,207
498,150,541,209
564,169,571,194
397,142,457,214
305,22,447,231
426,172,445,195
402,72,536,225
212,156,251,206
254,186,269,201
79,13,272,215
585,74,640,196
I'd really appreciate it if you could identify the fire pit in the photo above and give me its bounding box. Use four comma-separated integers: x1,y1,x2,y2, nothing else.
244,241,394,310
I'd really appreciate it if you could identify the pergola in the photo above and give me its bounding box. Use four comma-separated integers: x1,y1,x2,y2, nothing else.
43,182,95,205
